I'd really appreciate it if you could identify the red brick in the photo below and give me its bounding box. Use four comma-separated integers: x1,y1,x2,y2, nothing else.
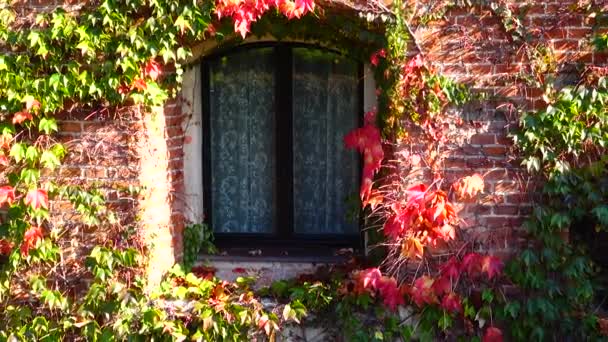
483,146,507,156
470,134,495,145
505,194,527,204
85,168,106,178
444,157,466,168
466,157,494,168
526,4,545,15
494,205,519,215
165,126,183,138
60,122,82,133
567,28,591,39
545,27,566,39
553,39,580,51
168,148,184,160
59,167,81,178
443,64,467,74
468,64,493,75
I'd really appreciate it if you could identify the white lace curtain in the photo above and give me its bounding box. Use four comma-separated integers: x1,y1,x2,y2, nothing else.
209,46,359,235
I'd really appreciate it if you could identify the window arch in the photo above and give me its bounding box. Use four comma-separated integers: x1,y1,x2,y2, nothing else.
201,43,364,250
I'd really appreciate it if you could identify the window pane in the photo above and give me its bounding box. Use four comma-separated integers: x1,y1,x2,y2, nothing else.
209,48,276,234
292,48,359,235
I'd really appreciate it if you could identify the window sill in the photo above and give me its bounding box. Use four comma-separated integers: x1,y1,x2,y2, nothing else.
196,248,360,285
198,253,351,264
199,246,359,264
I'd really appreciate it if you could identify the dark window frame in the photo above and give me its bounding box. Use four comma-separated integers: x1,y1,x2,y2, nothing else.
201,42,364,251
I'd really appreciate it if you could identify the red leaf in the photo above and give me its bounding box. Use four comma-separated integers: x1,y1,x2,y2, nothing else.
411,275,437,307
364,109,377,124
370,53,379,66
191,266,217,280
232,267,247,274
440,256,460,280
440,292,462,313
436,224,456,241
0,155,9,166
12,111,33,125
383,215,404,240
0,239,13,255
0,186,15,205
461,252,482,278
481,255,503,279
377,277,404,310
358,268,382,291
406,184,427,207
144,60,162,81
117,83,131,95
21,226,43,256
25,189,49,210
258,314,269,330
432,275,451,295
483,327,503,342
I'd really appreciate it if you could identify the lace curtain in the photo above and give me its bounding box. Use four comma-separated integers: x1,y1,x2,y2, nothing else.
292,48,359,235
208,46,359,235
209,48,276,233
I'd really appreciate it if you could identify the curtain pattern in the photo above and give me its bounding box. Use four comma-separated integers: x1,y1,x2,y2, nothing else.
209,48,276,233
292,48,359,235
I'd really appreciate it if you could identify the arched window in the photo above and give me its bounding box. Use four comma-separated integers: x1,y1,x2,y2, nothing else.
202,44,362,250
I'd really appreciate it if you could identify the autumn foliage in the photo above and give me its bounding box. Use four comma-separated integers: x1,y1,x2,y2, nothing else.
215,0,315,37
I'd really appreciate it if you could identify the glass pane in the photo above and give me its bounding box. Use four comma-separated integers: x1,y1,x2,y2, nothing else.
209,48,276,234
292,48,360,235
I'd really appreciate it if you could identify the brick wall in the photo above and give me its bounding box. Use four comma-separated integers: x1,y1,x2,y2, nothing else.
51,100,188,286
400,0,608,256
7,0,607,284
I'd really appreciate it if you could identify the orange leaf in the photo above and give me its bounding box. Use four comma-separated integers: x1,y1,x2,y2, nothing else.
12,111,33,125
363,190,383,210
25,98,41,112
481,255,503,279
131,78,147,91
0,134,12,150
401,237,424,259
453,174,484,199
25,189,48,210
21,226,43,256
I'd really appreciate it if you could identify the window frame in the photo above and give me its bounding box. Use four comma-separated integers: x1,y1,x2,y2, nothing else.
201,42,364,250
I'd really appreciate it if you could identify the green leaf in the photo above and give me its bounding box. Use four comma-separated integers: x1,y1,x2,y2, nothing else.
20,168,40,185
40,150,61,170
9,143,25,163
25,146,40,163
481,289,494,304
28,31,41,47
38,117,58,134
